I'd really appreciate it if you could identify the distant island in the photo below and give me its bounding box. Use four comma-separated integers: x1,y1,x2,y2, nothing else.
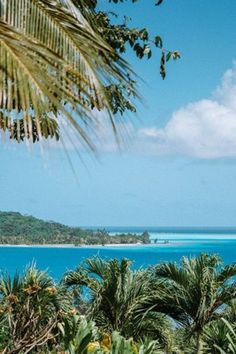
0,211,150,246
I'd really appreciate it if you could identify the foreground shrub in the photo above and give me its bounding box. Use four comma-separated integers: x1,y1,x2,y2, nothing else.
57,315,160,354
0,266,71,353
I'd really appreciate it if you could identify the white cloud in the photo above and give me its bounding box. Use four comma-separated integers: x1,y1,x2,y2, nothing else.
30,63,236,159
136,63,236,159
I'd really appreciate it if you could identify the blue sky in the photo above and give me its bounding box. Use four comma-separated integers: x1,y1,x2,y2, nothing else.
1,0,236,227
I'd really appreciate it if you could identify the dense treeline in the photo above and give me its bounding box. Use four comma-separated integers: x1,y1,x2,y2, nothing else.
0,212,150,245
0,253,236,353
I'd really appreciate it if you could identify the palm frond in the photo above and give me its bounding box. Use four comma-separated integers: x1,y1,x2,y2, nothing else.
0,0,135,146
155,262,190,288
213,319,236,354
217,264,236,283
63,267,93,288
0,113,59,142
86,257,110,279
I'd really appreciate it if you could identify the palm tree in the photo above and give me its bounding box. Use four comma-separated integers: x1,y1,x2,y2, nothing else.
63,257,171,345
149,254,236,354
0,265,71,353
0,0,133,146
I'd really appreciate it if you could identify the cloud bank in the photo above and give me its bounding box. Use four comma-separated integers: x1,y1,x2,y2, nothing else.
38,63,236,160
137,64,236,159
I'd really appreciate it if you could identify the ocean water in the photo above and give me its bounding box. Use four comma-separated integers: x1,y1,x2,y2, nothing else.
0,228,236,279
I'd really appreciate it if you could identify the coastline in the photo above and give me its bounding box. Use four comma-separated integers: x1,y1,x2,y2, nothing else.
0,241,185,249
1,234,236,249
0,236,235,249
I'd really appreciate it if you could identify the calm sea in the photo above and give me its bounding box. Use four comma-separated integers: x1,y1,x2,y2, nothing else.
0,227,236,279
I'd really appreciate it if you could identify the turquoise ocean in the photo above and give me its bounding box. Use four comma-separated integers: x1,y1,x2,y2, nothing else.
1,227,236,279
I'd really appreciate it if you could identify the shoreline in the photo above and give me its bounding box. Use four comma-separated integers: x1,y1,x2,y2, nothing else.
0,241,187,249
0,237,234,249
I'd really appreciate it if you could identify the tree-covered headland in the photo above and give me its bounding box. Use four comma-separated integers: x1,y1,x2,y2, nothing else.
0,211,150,245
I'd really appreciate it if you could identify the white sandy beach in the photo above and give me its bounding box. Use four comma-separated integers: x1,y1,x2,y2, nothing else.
0,241,186,248
0,235,235,249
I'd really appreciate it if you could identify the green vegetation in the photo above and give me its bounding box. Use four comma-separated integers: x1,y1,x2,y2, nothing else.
0,0,179,145
0,211,150,245
0,254,236,353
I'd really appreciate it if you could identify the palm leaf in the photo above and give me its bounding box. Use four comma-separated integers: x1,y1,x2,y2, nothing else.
0,0,135,146
213,319,236,354
217,264,236,283
155,262,190,287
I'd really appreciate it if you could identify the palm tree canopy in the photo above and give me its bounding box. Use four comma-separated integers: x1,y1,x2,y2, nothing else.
0,0,134,146
63,257,172,343
152,254,236,333
64,258,149,331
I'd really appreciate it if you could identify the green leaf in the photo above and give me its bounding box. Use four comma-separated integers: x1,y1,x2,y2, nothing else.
166,52,172,61
154,36,163,48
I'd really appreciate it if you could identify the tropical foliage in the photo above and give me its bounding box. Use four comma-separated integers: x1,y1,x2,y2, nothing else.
0,266,71,353
0,0,133,146
63,258,171,344
149,253,236,353
0,254,235,353
0,0,179,146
